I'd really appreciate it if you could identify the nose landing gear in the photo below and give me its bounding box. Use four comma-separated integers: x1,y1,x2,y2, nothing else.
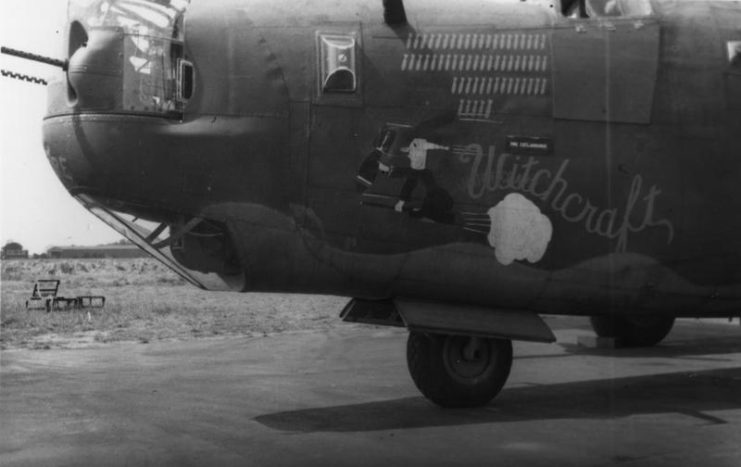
589,315,676,347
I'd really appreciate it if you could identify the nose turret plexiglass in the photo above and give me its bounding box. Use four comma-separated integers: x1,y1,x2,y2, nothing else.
66,0,192,116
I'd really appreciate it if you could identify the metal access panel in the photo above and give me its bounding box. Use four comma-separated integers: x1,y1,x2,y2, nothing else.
552,20,660,124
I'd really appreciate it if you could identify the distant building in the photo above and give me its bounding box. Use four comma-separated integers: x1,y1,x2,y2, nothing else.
1,242,29,260
47,244,147,259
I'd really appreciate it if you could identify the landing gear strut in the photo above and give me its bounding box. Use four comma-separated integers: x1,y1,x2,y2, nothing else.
590,315,676,347
406,332,513,408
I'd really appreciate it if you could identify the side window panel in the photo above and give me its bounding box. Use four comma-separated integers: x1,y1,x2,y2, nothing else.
319,34,357,93
178,59,195,101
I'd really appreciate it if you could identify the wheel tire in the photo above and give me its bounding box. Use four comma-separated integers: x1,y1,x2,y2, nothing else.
590,315,675,347
406,332,513,408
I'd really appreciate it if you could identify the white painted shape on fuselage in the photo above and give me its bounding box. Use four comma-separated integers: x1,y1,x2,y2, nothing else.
487,193,553,266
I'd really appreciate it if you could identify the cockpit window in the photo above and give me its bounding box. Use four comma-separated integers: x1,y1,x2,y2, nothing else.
561,0,652,18
728,41,741,66
586,0,621,17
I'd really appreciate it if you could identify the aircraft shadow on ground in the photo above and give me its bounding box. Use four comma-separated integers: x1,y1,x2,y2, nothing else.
558,331,741,360
254,367,741,433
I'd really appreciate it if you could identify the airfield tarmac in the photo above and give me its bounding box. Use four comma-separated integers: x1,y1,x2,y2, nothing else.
1,317,740,467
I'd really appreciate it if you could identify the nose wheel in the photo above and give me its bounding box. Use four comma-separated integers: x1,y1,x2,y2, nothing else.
590,315,675,347
406,332,513,408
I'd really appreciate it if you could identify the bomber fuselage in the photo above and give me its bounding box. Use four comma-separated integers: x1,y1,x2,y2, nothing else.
43,0,741,317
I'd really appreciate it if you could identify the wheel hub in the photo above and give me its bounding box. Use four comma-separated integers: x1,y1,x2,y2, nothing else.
443,336,491,380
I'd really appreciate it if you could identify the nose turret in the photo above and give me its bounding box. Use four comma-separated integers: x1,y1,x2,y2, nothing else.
66,27,125,112
65,25,189,117
47,0,192,119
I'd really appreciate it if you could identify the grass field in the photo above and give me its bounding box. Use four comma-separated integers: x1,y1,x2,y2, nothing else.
0,258,349,350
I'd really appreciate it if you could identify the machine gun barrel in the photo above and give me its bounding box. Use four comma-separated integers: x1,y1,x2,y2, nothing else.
1,46,67,70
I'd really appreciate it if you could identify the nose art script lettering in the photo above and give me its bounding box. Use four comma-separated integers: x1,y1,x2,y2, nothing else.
455,144,675,253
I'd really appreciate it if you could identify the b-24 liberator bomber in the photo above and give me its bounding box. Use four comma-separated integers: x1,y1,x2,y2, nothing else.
6,0,740,407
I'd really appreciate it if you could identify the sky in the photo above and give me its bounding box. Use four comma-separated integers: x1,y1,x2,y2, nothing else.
1,0,122,254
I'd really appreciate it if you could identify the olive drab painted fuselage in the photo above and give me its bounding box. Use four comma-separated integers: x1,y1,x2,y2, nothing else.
43,0,741,318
